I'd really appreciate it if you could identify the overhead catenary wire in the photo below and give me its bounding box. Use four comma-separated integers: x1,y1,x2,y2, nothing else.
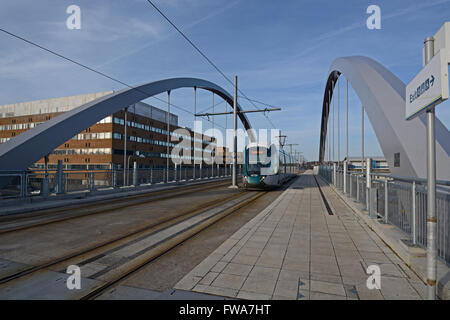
145,0,278,129
0,27,227,130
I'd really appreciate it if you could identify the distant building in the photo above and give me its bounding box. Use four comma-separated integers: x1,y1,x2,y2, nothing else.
0,92,216,170
345,156,389,172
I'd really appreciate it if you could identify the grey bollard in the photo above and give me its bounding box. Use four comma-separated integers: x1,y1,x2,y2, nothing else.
89,172,95,192
41,174,49,198
133,162,138,186
56,160,65,194
113,167,118,188
20,173,27,198
150,167,153,184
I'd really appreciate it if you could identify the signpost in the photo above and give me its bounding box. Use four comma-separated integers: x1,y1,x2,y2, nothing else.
405,22,450,300
405,50,449,120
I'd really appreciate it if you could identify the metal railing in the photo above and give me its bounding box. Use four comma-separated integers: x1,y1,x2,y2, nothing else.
318,165,450,265
0,164,239,201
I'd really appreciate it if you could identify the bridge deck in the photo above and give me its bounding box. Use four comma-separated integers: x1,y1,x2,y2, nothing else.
175,171,426,300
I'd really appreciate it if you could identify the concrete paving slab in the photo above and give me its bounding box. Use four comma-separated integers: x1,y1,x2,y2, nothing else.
222,263,253,277
211,273,246,290
174,172,427,300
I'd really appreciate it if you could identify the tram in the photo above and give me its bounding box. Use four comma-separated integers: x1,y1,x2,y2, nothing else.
242,142,297,189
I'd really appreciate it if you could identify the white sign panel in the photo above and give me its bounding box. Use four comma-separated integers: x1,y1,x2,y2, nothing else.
405,50,449,120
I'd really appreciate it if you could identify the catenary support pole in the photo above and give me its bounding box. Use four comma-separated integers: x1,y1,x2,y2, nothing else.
362,104,365,173
232,76,238,187
193,87,196,180
338,77,340,164
212,92,214,177
332,80,335,162
346,79,349,163
123,107,128,186
328,90,331,163
167,91,171,182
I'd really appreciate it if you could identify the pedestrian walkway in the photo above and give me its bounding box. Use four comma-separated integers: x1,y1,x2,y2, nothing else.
174,171,426,300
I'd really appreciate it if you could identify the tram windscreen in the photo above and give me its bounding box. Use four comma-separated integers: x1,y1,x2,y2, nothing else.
246,146,271,175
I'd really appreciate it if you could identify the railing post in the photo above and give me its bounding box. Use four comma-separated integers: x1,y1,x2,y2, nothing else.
356,175,360,202
384,180,389,223
412,180,417,245
349,174,352,197
333,163,336,186
343,160,347,193
369,187,377,218
366,158,372,211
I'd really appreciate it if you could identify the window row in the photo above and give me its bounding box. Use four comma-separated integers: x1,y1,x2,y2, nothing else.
52,148,112,155
112,133,212,153
0,116,112,132
72,132,112,140
112,117,213,144
0,122,43,131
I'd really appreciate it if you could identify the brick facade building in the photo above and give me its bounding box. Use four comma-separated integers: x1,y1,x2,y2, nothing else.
0,92,217,170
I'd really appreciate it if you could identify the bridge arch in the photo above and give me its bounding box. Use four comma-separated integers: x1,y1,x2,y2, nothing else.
319,56,450,179
0,77,255,171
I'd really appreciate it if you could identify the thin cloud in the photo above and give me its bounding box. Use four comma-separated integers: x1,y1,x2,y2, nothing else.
96,0,240,68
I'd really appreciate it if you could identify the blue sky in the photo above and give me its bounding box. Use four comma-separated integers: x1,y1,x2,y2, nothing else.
0,0,449,161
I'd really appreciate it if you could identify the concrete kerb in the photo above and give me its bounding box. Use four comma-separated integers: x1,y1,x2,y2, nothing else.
315,174,450,300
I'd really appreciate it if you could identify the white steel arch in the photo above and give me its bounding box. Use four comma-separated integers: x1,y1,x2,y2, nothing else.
319,56,450,179
0,77,255,172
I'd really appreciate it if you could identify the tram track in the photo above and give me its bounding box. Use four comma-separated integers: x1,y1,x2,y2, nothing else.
0,188,266,296
0,179,231,235
78,191,267,300
79,177,301,300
